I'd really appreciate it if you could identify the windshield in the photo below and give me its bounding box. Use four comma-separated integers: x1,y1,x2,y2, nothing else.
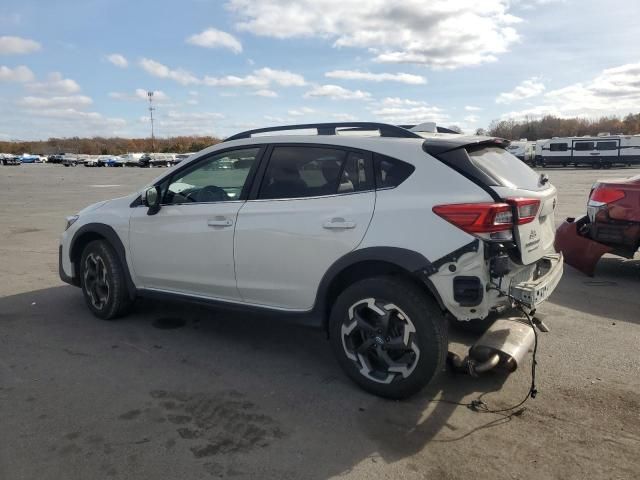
468,147,543,191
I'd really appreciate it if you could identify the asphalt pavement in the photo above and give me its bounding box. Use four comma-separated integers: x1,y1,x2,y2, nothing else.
1,164,638,479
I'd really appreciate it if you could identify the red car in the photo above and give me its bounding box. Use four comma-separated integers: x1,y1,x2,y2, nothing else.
556,174,640,276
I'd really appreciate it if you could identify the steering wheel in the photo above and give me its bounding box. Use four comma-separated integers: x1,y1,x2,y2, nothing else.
192,185,229,203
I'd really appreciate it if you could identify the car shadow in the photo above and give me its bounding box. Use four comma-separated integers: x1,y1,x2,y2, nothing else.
1,285,521,479
548,255,640,325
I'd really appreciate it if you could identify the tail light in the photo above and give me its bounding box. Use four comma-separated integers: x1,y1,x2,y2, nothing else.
433,198,541,241
433,203,514,241
589,186,625,206
509,198,540,225
588,185,625,222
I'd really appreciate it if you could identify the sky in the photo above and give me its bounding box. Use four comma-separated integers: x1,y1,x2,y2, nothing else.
0,0,639,140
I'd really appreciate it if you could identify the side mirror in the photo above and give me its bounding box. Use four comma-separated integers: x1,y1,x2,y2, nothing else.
144,186,161,215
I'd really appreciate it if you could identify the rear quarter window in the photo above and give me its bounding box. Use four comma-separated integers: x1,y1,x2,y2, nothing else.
374,153,415,189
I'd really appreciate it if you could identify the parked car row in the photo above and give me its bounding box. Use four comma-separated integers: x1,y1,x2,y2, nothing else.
1,152,195,168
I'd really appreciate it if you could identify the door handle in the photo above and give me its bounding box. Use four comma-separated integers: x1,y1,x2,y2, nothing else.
323,218,356,229
207,217,233,227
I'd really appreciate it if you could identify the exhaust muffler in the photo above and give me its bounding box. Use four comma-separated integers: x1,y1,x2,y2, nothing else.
449,317,536,375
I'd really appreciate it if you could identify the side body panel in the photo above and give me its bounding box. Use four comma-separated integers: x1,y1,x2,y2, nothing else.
234,192,375,310
128,202,244,301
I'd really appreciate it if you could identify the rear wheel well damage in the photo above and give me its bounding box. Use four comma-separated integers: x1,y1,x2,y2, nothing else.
318,252,447,333
69,224,137,300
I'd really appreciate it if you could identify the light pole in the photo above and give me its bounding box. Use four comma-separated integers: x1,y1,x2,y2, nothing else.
147,91,155,153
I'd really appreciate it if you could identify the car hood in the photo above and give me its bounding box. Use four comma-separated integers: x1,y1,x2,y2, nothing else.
78,200,109,215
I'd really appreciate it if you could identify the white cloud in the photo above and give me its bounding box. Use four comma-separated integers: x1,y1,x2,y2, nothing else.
186,28,243,53
304,84,371,100
0,65,34,82
35,108,123,123
139,58,200,85
464,114,479,123
496,77,545,104
152,110,225,136
325,70,426,85
465,105,482,111
18,95,93,108
106,53,128,68
0,35,41,54
371,97,448,124
26,72,81,94
254,67,306,86
13,108,127,137
109,89,169,101
263,115,285,123
204,67,305,88
227,0,520,69
379,97,428,107
252,89,278,97
288,107,315,116
502,62,640,119
332,113,357,121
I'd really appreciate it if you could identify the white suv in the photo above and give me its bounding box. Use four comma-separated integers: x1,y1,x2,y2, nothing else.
59,123,563,398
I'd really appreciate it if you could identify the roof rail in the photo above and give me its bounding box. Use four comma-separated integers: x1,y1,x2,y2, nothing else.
223,122,422,142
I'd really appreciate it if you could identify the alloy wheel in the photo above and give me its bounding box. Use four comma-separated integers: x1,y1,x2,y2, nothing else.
83,253,110,310
341,298,420,384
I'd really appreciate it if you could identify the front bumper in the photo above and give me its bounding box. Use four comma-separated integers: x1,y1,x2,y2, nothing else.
509,253,563,308
58,244,79,287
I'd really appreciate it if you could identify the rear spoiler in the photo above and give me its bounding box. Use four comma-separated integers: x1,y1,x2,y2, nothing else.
422,137,511,156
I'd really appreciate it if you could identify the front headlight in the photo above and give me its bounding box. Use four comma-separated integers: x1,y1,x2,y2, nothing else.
65,215,79,230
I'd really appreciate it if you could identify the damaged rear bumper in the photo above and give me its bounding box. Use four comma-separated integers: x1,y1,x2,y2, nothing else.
509,253,563,308
555,216,613,276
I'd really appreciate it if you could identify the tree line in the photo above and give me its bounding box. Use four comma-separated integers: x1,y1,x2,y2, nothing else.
0,135,222,156
484,113,640,140
2,113,639,154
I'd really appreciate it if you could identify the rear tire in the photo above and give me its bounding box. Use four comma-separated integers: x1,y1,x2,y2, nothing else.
80,240,132,320
329,276,447,399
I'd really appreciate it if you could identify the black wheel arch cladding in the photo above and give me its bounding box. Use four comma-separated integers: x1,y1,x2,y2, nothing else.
69,223,137,300
314,246,450,329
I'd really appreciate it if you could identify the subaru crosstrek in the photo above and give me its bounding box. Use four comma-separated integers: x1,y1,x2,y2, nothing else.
59,122,563,399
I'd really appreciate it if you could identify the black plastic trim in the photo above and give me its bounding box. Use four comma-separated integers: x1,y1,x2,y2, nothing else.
58,244,79,287
69,223,137,300
138,289,322,328
453,276,483,307
224,122,422,142
422,240,480,276
312,247,441,325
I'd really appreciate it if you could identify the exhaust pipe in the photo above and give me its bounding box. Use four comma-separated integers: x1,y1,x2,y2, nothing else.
449,317,535,375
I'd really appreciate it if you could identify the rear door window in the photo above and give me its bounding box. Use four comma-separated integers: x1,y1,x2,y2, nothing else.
258,146,347,200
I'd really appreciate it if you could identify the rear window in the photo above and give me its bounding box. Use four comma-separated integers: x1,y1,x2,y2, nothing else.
467,147,542,190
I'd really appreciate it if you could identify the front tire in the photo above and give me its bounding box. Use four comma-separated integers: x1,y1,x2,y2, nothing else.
329,276,447,399
80,240,132,320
